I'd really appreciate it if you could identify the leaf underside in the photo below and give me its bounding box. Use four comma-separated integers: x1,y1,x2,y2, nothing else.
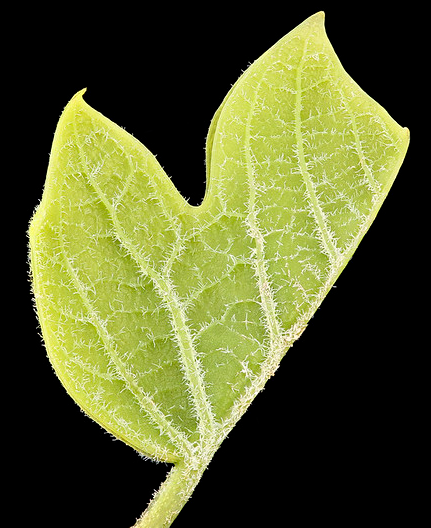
30,12,408,475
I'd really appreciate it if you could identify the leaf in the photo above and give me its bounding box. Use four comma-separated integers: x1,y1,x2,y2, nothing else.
29,12,408,527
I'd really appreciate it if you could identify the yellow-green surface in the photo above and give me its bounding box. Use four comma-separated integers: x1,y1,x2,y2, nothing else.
29,13,408,527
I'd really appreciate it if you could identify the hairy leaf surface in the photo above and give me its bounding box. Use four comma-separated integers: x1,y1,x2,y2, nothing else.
29,12,408,527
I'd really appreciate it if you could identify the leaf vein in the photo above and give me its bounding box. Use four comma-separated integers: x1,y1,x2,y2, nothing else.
57,222,192,457
72,116,217,439
294,36,340,263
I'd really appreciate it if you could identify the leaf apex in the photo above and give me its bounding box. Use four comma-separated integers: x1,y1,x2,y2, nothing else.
64,88,89,116
308,10,325,27
294,11,326,40
71,87,87,103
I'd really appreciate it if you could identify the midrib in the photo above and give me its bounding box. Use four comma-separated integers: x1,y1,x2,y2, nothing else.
72,121,216,442
221,38,340,438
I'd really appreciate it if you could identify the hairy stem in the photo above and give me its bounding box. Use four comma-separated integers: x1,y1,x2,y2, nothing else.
133,460,206,528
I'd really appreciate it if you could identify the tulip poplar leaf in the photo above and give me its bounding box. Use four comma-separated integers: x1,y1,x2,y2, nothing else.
29,12,409,527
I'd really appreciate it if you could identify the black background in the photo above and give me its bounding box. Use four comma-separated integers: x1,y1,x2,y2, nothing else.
13,3,424,528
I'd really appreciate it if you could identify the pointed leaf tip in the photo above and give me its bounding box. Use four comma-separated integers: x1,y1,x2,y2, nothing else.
307,11,325,26
71,87,87,102
291,11,326,40
65,88,88,114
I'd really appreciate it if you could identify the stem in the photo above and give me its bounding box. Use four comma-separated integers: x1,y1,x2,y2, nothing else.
133,460,206,528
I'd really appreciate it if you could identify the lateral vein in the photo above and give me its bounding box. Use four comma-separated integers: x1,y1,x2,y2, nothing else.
338,90,381,195
57,219,192,458
294,36,340,263
243,72,284,351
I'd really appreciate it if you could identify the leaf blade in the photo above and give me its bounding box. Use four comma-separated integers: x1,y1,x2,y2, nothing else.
170,11,409,424
29,12,409,526
30,91,203,459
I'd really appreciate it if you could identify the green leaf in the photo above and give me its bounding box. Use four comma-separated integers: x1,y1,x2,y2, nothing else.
29,12,408,527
